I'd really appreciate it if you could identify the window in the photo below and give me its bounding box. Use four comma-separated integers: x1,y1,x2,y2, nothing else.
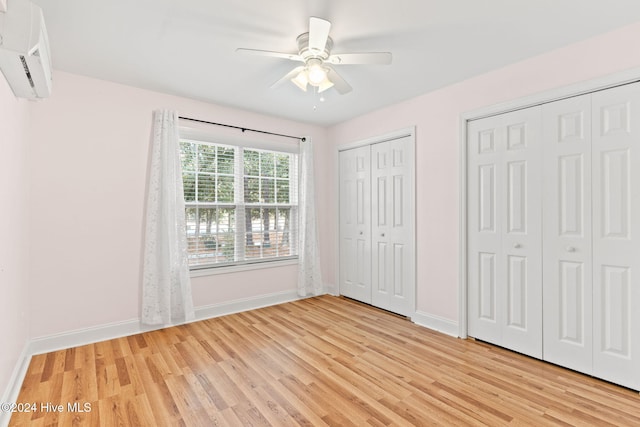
180,138,298,269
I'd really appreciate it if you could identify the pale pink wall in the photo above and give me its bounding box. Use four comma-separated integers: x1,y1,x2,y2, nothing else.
328,21,640,323
27,71,329,338
0,77,31,396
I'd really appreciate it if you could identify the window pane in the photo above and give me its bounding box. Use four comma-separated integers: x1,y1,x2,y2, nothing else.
199,208,216,241
260,152,275,177
197,208,217,265
275,154,290,178
276,179,289,204
244,207,290,260
217,147,235,174
185,207,206,265
183,172,196,202
276,208,292,256
197,174,216,202
217,207,236,263
185,207,236,266
218,175,234,203
181,142,197,172
261,178,275,203
261,208,276,258
185,207,197,240
244,177,259,203
244,149,260,176
245,207,261,258
198,145,216,173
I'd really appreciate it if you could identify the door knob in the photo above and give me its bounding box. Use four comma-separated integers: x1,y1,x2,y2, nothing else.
359,231,363,235
381,233,386,237
567,246,576,252
513,243,521,249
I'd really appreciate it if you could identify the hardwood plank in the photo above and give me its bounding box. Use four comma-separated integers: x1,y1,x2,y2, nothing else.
129,353,180,425
9,295,640,426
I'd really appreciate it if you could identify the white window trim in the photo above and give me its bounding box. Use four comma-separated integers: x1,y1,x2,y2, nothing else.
180,126,300,275
189,257,298,277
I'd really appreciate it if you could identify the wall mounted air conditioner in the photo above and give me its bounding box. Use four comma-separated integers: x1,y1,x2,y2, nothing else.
0,0,52,99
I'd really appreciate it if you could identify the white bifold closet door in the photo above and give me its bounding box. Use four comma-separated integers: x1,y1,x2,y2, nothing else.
339,134,415,317
469,81,640,390
467,106,543,358
591,84,640,387
544,84,640,389
542,93,594,373
339,145,372,303
370,138,415,316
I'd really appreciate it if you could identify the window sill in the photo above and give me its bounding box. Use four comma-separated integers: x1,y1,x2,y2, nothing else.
189,257,298,277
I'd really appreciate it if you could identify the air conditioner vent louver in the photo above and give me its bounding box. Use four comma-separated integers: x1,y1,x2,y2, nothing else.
19,55,35,88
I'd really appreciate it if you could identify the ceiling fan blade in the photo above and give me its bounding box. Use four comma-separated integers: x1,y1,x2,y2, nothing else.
236,48,302,62
271,66,306,88
326,67,352,94
308,17,331,53
327,52,392,65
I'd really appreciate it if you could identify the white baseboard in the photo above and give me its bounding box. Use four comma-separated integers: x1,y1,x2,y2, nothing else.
29,318,142,356
412,310,459,338
194,290,302,320
0,342,31,427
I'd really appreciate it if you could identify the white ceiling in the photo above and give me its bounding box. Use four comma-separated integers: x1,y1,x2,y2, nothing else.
31,0,640,126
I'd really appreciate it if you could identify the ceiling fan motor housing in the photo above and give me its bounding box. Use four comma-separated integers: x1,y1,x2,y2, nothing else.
296,32,333,61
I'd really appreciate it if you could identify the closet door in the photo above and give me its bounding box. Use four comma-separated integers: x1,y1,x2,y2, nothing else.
339,146,372,303
371,136,415,316
591,82,640,389
542,94,593,373
468,114,503,346
467,106,542,358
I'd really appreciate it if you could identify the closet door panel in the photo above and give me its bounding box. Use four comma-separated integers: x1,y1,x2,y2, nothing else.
339,146,371,303
500,107,543,358
558,261,586,343
468,119,504,344
468,106,542,357
592,82,640,390
371,136,415,316
542,94,593,373
371,144,390,302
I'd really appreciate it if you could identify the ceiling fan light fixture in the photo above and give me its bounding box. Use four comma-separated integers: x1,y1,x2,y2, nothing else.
291,70,308,91
238,16,391,97
317,76,334,93
307,59,327,86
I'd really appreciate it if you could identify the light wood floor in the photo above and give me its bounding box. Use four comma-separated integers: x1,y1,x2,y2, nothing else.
9,295,640,426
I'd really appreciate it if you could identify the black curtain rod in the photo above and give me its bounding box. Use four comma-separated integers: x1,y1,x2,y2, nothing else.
179,116,305,142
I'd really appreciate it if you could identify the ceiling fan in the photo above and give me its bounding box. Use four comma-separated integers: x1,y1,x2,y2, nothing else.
236,17,392,95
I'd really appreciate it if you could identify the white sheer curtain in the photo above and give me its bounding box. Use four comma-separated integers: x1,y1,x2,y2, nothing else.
141,110,195,325
298,137,323,296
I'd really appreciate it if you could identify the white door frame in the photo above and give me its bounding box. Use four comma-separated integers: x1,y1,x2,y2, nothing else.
336,127,417,315
458,67,640,338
